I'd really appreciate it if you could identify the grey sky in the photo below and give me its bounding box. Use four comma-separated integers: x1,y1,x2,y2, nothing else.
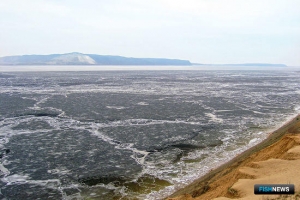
1,0,300,65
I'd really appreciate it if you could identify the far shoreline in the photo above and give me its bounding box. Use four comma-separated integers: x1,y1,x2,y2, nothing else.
1,65,300,72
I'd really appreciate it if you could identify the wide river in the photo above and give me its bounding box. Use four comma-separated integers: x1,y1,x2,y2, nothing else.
0,68,299,199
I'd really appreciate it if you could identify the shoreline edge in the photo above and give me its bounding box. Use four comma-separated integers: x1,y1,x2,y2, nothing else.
166,113,300,200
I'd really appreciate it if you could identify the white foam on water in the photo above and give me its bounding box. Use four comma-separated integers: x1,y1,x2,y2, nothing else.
0,164,10,176
217,110,232,112
221,137,231,142
1,173,67,198
93,118,203,128
90,124,150,167
34,96,50,108
106,106,127,110
47,167,71,176
130,149,150,165
137,102,149,105
1,174,30,184
249,138,259,144
294,105,300,111
205,113,223,123
252,110,265,114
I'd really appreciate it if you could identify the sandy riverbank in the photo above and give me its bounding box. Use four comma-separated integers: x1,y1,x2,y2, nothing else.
167,114,300,200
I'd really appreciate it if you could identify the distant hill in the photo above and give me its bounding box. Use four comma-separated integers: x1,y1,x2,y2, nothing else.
0,53,191,66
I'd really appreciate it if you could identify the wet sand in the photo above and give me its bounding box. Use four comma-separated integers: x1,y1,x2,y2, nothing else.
167,114,300,200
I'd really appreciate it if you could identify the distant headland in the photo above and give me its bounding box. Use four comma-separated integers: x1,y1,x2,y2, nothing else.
0,52,191,66
0,52,287,67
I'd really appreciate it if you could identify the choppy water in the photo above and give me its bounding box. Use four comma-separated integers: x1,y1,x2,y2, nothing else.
0,70,299,199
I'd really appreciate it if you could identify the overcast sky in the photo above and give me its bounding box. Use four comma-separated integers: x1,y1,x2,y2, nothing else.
1,0,300,65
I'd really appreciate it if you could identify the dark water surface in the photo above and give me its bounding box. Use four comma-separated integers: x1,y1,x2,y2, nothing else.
0,70,299,199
